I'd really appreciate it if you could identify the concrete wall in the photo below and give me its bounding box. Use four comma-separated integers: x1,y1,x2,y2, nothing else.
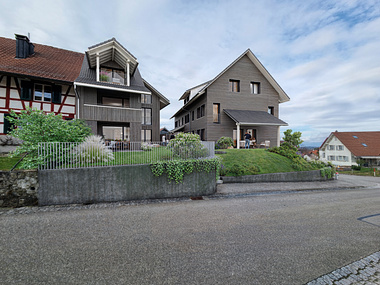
0,170,39,207
221,170,330,183
38,165,216,206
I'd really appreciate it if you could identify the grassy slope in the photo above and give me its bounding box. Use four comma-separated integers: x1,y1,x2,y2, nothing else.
0,156,22,171
217,149,303,176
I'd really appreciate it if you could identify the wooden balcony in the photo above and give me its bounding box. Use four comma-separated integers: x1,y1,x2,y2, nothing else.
82,104,142,123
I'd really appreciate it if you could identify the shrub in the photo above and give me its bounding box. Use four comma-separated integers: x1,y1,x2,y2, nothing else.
167,133,209,159
8,107,91,169
217,137,234,149
141,142,153,151
75,135,114,163
351,165,361,171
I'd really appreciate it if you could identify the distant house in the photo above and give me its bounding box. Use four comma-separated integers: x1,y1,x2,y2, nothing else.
171,49,289,148
319,131,380,167
0,34,169,147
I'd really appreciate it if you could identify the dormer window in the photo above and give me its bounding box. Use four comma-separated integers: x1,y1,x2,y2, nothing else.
184,95,190,104
100,68,124,85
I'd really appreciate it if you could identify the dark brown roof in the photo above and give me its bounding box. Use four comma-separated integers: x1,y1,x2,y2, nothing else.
0,36,84,82
333,131,380,157
224,109,288,126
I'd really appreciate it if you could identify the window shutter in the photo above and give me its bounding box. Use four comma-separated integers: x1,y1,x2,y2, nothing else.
20,81,32,100
52,85,62,104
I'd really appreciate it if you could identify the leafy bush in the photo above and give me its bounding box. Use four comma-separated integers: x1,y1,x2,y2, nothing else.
351,165,361,171
321,167,334,179
217,137,234,149
8,107,91,169
151,158,220,183
75,135,114,163
167,132,209,159
141,142,153,151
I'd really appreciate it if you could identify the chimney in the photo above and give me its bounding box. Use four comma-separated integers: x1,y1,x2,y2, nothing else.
15,34,35,59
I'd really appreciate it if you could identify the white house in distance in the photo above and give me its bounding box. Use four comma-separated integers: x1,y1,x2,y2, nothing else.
319,131,380,168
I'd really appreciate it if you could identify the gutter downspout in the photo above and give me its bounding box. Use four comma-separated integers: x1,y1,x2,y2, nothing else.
74,83,80,119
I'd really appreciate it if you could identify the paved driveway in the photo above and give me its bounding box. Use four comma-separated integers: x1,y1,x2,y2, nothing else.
0,186,379,284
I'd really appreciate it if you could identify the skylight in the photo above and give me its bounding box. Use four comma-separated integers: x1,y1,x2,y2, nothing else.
362,143,368,147
353,135,358,139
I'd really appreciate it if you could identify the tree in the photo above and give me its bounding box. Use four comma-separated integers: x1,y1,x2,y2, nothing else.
281,129,303,152
8,107,91,169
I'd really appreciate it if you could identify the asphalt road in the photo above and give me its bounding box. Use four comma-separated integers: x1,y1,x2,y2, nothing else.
1,186,379,284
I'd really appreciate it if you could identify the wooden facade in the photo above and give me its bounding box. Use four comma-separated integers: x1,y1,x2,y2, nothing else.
172,50,289,147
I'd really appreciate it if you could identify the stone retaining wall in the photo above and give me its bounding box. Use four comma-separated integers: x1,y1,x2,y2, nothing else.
0,170,39,207
221,170,330,183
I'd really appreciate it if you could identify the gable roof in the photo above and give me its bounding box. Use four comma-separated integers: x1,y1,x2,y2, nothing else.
224,109,288,126
86,38,138,75
143,79,170,109
0,36,84,83
321,131,380,157
179,49,290,105
75,56,151,94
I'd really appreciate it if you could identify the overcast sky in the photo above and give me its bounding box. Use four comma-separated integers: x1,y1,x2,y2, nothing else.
1,0,379,146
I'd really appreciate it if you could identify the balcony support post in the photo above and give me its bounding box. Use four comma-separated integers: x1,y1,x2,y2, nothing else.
126,60,130,86
96,53,100,82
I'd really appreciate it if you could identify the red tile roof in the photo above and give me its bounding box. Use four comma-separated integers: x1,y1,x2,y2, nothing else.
333,131,380,157
0,36,84,82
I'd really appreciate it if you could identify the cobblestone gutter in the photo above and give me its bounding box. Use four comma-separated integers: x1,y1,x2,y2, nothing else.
306,251,380,285
0,170,38,207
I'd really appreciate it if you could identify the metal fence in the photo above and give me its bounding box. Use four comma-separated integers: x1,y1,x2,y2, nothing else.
38,141,215,170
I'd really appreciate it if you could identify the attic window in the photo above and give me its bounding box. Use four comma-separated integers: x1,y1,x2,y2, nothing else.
353,135,358,139
362,143,368,147
100,68,124,85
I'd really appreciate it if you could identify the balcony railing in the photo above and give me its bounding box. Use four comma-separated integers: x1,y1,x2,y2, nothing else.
82,104,142,122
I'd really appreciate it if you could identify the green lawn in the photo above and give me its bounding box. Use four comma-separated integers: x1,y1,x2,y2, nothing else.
0,155,22,171
217,148,320,176
338,167,379,176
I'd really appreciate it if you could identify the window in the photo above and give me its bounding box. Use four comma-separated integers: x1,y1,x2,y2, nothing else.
102,126,130,141
175,120,179,128
20,81,32,100
142,108,152,125
100,68,124,85
213,103,220,123
141,129,152,142
337,145,344,151
197,104,205,119
328,145,335,150
250,82,260,94
328,155,336,161
34,84,52,102
200,129,205,140
185,114,189,124
268,106,274,115
229,79,240,92
184,96,190,104
3,114,13,134
141,94,152,104
181,117,184,125
101,97,129,108
337,156,348,162
192,111,194,121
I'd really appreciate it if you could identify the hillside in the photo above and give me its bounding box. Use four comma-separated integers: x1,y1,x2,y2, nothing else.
217,149,319,176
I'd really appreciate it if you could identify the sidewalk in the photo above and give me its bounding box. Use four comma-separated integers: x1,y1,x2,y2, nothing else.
216,174,380,196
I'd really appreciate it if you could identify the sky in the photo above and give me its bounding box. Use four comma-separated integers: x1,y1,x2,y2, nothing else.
1,0,379,146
